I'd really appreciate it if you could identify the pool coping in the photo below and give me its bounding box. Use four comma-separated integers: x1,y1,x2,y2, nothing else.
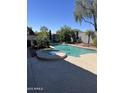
36,49,67,60
50,44,97,51
67,44,97,51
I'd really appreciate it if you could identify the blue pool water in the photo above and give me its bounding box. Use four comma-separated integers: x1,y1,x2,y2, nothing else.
52,44,96,57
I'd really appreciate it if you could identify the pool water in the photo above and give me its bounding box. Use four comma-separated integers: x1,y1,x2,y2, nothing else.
52,44,96,57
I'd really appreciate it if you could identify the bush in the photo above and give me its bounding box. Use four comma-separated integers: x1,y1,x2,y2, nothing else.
56,25,79,43
36,36,50,48
36,31,50,48
93,37,97,47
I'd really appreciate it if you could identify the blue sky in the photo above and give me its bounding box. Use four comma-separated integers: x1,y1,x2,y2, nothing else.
27,0,94,32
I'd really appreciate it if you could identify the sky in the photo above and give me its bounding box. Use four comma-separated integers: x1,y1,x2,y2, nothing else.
27,0,94,32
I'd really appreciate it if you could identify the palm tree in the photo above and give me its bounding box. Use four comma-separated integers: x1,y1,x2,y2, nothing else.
85,30,93,44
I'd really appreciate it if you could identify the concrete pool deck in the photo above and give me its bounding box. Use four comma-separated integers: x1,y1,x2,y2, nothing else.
65,53,97,74
67,44,97,51
36,49,97,74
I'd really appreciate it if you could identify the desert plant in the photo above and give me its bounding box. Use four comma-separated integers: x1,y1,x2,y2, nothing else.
93,36,97,47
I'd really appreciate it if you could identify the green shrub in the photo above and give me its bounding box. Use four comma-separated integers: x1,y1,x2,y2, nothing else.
56,25,79,43
93,37,97,47
36,31,50,48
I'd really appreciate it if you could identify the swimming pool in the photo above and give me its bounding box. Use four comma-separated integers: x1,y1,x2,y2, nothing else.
52,44,96,57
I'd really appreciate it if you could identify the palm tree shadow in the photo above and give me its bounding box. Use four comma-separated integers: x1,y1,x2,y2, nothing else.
27,49,97,93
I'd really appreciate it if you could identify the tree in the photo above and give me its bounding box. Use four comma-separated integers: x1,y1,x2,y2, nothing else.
74,0,97,31
27,26,35,35
85,30,93,44
56,25,72,43
72,29,81,42
40,26,48,32
76,31,79,40
56,25,79,43
36,26,50,48
49,30,52,41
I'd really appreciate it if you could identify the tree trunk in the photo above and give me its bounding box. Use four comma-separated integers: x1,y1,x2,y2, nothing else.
93,14,97,31
88,35,90,44
94,21,97,31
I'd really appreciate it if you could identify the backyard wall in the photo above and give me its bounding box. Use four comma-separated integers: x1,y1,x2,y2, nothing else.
78,32,93,44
